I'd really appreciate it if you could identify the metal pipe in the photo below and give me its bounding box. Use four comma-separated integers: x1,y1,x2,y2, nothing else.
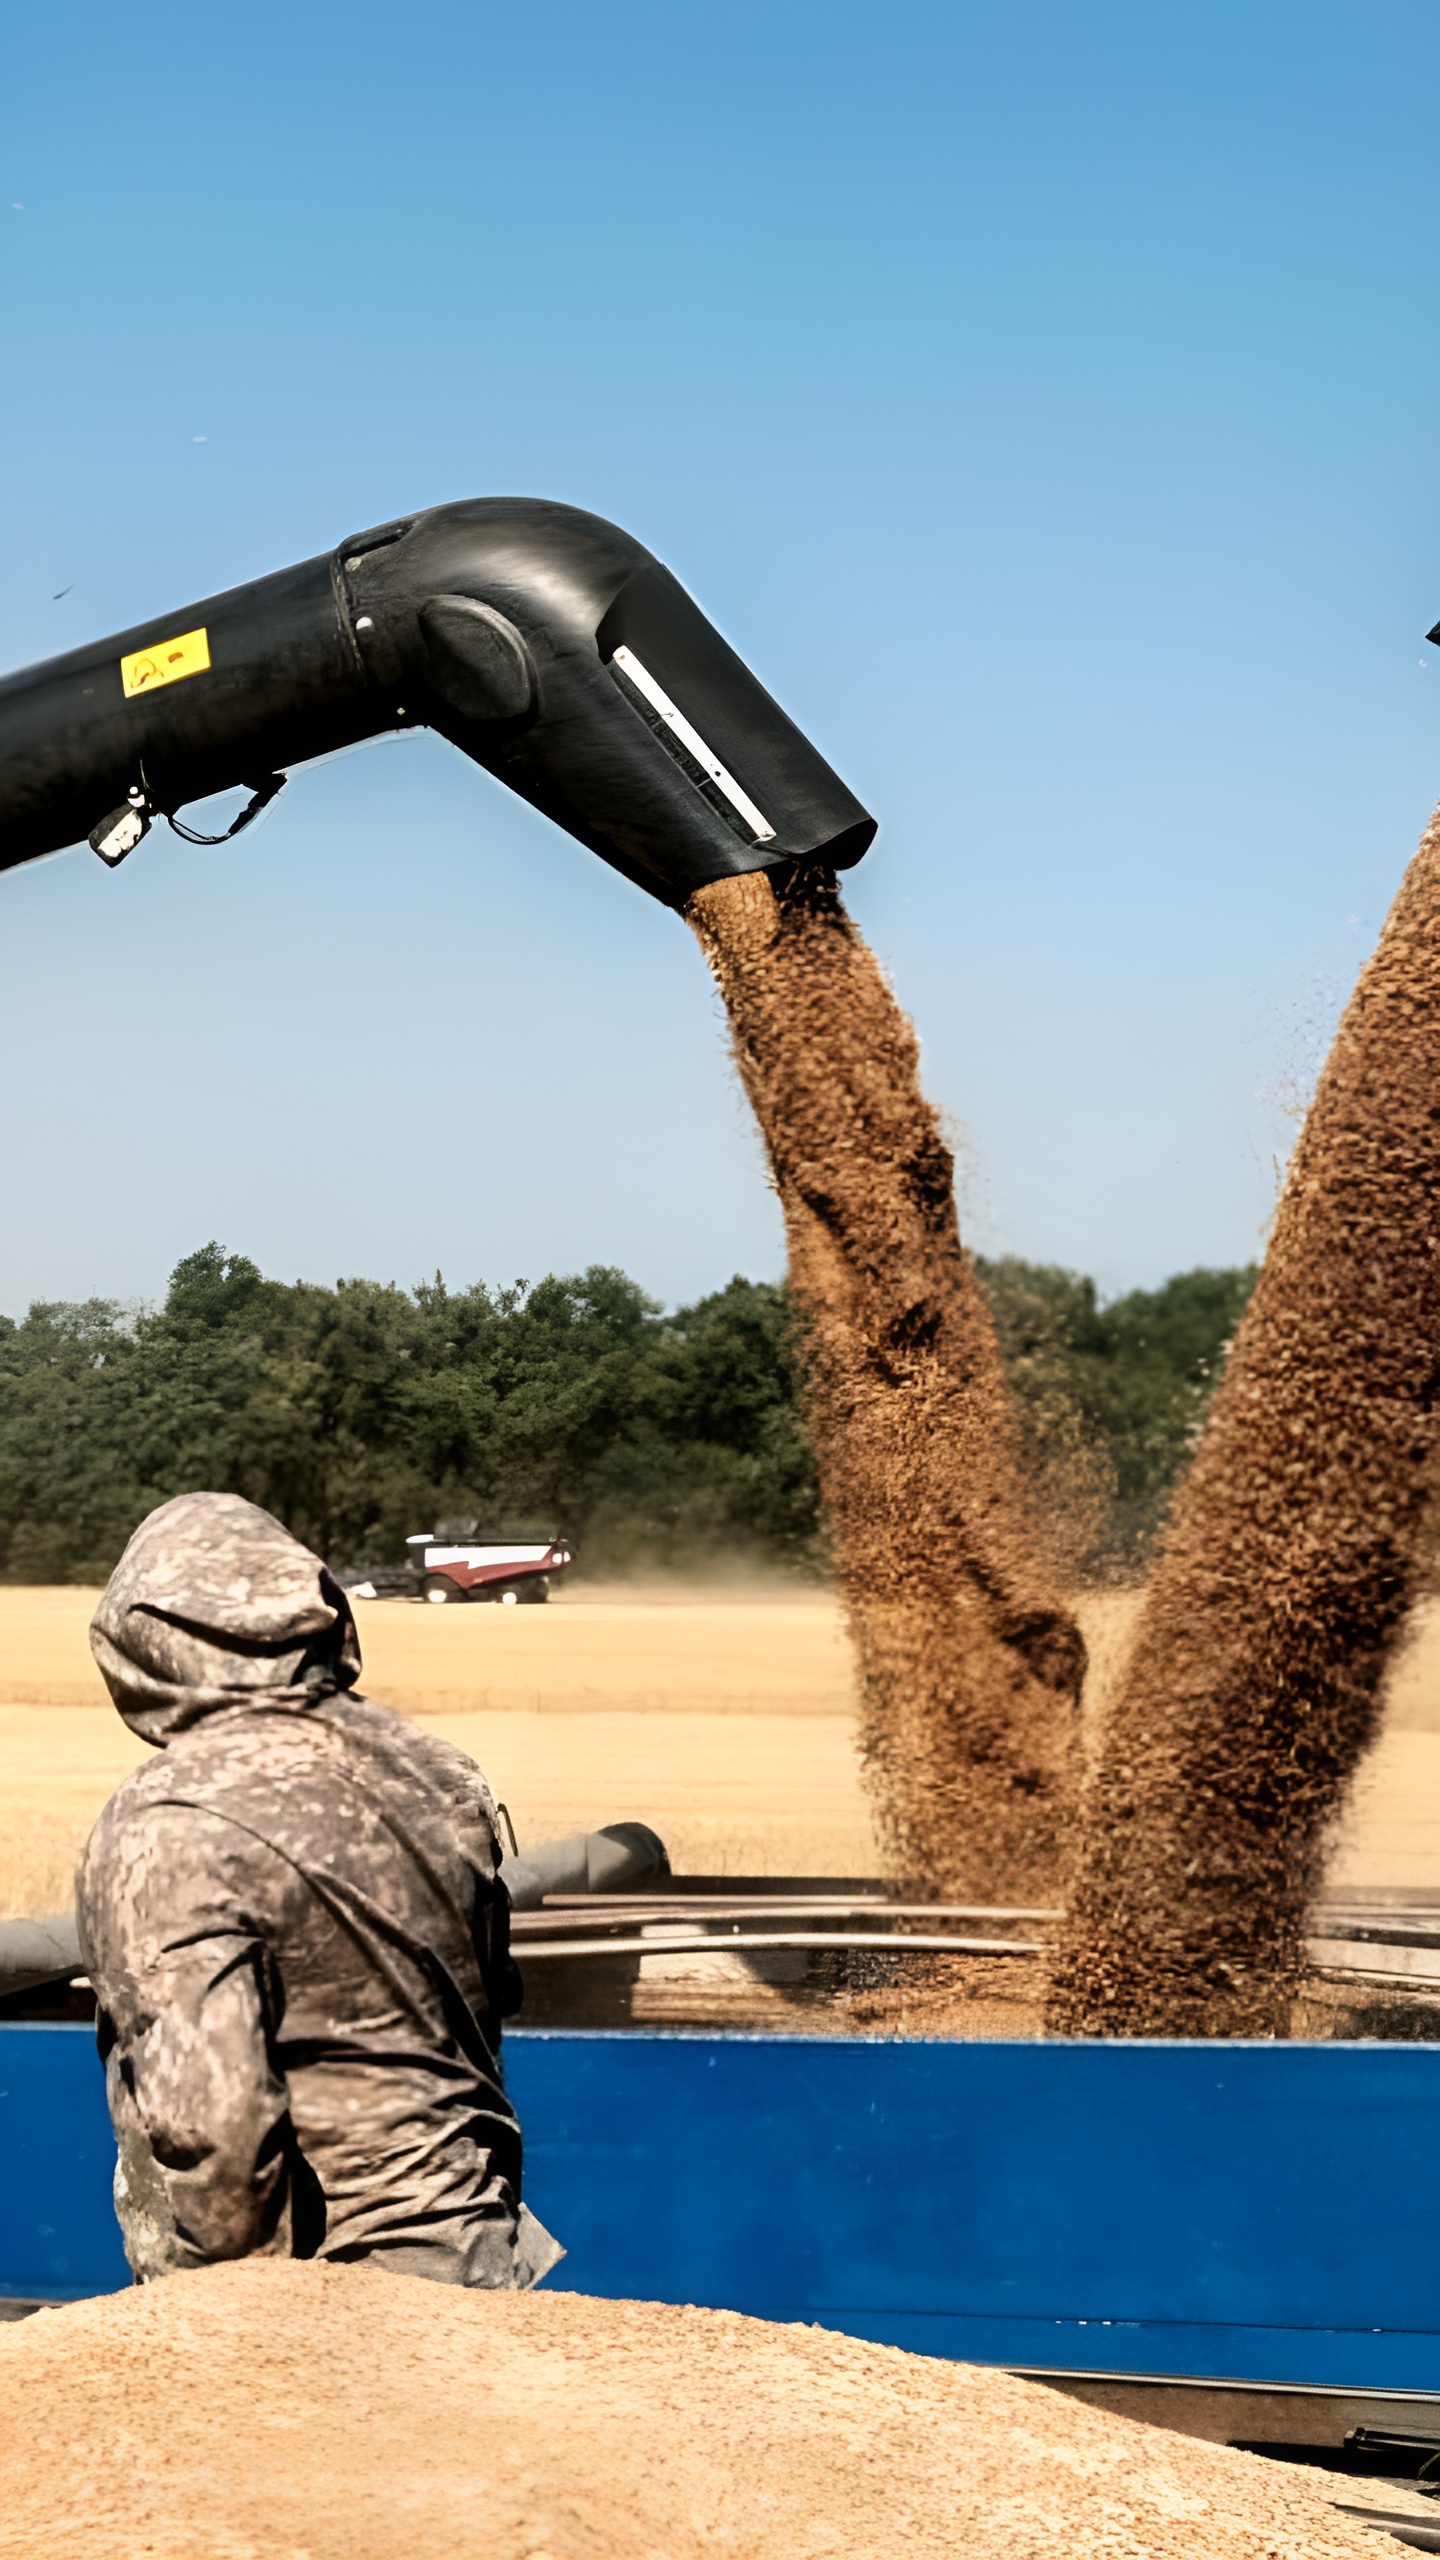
0,1916,82,1996
0,499,874,911
0,1823,672,1990
514,1930,1044,1960
502,1821,671,1912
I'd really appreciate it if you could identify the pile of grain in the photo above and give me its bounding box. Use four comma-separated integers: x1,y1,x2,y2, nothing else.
688,867,1084,1899
0,2260,1377,2559
1050,802,1440,2037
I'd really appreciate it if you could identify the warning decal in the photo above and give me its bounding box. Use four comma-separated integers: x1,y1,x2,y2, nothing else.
120,626,212,699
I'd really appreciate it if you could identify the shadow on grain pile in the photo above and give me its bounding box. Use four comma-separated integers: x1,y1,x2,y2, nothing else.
1049,801,1440,2037
687,866,1084,1900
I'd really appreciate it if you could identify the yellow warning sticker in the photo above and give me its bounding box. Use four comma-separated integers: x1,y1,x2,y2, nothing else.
120,626,212,699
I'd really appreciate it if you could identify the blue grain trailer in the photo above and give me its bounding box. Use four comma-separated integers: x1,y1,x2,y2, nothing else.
4,2023,1438,2411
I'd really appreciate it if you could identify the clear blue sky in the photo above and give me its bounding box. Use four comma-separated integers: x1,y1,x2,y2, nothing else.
2,1,1437,1315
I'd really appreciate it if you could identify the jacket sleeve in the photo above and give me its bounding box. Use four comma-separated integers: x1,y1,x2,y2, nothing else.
78,1801,310,2278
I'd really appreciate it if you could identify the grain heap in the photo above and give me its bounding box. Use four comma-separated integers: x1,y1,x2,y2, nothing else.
1050,802,1440,2037
688,867,1084,1898
0,2259,1380,2560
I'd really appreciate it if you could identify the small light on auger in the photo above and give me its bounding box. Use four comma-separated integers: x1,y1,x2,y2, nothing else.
88,785,152,868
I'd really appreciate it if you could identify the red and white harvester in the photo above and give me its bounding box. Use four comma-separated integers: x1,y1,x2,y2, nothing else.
406,1532,574,1606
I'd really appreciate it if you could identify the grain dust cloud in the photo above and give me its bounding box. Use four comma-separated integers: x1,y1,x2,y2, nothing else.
1049,803,1440,2036
688,866,1084,1899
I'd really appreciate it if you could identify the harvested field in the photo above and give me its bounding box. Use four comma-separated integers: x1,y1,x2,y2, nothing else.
0,1578,859,1719
0,2257,1381,2560
0,1580,871,1906
0,1583,1436,1925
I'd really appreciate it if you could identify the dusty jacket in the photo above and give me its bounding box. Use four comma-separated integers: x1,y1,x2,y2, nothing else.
76,1492,559,2289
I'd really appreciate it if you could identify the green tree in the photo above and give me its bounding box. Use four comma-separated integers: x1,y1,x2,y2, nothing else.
0,1250,823,1582
975,1256,1257,1573
0,1244,1254,1586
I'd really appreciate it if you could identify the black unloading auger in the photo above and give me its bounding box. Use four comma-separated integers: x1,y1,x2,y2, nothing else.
0,497,875,901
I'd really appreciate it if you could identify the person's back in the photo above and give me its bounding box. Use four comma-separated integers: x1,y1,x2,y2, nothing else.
77,1491,559,2290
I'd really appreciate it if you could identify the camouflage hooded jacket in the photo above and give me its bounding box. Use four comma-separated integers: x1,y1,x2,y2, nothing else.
76,1492,560,2289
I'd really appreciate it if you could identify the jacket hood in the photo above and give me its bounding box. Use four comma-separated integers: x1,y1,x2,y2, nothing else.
90,1491,361,1746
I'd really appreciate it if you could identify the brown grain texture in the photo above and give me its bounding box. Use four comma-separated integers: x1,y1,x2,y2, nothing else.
687,867,1083,1898
0,2259,1379,2560
1049,803,1440,2036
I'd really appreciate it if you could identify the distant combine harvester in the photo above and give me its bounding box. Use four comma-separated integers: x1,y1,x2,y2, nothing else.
344,1527,575,1607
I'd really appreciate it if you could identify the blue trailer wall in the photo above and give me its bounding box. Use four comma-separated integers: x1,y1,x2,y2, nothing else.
3,2024,1437,2388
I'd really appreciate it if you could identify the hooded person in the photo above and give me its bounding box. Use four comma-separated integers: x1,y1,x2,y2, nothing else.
76,1490,562,2290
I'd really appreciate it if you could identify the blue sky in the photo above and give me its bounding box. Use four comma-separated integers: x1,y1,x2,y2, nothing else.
1,1,1437,1313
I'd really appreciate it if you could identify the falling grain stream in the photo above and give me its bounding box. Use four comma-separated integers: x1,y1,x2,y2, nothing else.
687,866,1084,1901
692,813,1440,2025
1047,803,1440,2034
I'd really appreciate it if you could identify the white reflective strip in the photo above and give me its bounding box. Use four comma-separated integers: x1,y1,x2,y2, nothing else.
425,1545,550,1568
612,644,776,843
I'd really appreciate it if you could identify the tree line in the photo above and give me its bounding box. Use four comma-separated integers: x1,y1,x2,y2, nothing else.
0,1243,1255,1585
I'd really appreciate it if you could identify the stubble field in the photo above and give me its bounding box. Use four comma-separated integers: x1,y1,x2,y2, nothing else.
0,1579,1437,1915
